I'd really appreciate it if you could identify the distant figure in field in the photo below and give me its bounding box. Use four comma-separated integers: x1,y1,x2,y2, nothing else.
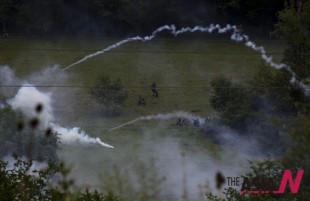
182,118,190,126
176,118,190,126
193,119,200,127
151,81,159,98
236,24,243,34
205,116,210,124
176,118,182,126
2,29,8,37
138,95,146,106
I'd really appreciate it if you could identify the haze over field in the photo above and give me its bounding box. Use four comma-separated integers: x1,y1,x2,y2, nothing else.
0,0,310,200
0,27,289,199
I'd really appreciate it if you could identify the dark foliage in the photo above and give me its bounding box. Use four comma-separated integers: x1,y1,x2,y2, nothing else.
90,76,128,116
77,190,120,201
0,156,120,201
0,154,58,201
274,0,310,79
0,0,285,37
0,106,59,161
210,75,256,130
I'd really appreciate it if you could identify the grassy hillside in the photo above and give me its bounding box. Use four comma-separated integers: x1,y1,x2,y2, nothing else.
0,35,286,144
0,36,285,115
0,36,286,196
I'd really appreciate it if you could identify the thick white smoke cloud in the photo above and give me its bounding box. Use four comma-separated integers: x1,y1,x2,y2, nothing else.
9,85,113,148
104,112,269,199
1,65,113,148
8,85,54,129
52,124,114,148
145,137,255,199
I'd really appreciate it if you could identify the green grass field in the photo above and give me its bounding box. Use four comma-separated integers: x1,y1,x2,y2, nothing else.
0,36,286,197
0,36,285,113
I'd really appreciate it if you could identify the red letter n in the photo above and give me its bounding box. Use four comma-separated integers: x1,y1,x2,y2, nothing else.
273,170,304,194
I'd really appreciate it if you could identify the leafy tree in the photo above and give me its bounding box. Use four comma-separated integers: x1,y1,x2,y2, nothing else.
0,156,120,201
274,0,310,79
210,75,255,130
250,65,302,115
90,76,128,116
283,115,310,200
208,72,296,153
77,190,119,201
0,154,58,201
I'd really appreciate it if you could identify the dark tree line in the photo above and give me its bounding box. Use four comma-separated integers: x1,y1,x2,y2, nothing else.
216,0,284,31
0,0,286,37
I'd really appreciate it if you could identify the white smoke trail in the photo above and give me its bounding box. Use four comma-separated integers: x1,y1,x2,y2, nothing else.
108,111,205,132
52,124,114,148
53,125,113,148
64,24,310,95
8,84,114,148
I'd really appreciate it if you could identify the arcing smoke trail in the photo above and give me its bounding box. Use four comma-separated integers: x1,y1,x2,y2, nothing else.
63,24,310,95
108,111,204,132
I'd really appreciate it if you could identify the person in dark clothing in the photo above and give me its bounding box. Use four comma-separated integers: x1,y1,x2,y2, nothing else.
2,29,8,37
182,118,189,126
138,95,146,106
193,119,200,127
151,81,159,98
176,118,182,126
151,81,157,88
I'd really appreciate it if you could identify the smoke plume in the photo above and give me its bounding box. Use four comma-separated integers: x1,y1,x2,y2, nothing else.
0,65,113,148
8,85,53,129
52,124,114,148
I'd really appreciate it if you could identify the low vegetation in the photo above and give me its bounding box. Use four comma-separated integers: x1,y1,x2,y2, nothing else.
90,76,128,116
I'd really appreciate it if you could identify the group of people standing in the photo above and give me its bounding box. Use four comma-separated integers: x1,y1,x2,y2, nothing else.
176,118,200,127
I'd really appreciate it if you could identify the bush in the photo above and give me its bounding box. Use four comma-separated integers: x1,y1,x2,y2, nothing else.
0,154,58,201
210,75,255,130
77,190,119,201
0,156,120,201
90,76,128,116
